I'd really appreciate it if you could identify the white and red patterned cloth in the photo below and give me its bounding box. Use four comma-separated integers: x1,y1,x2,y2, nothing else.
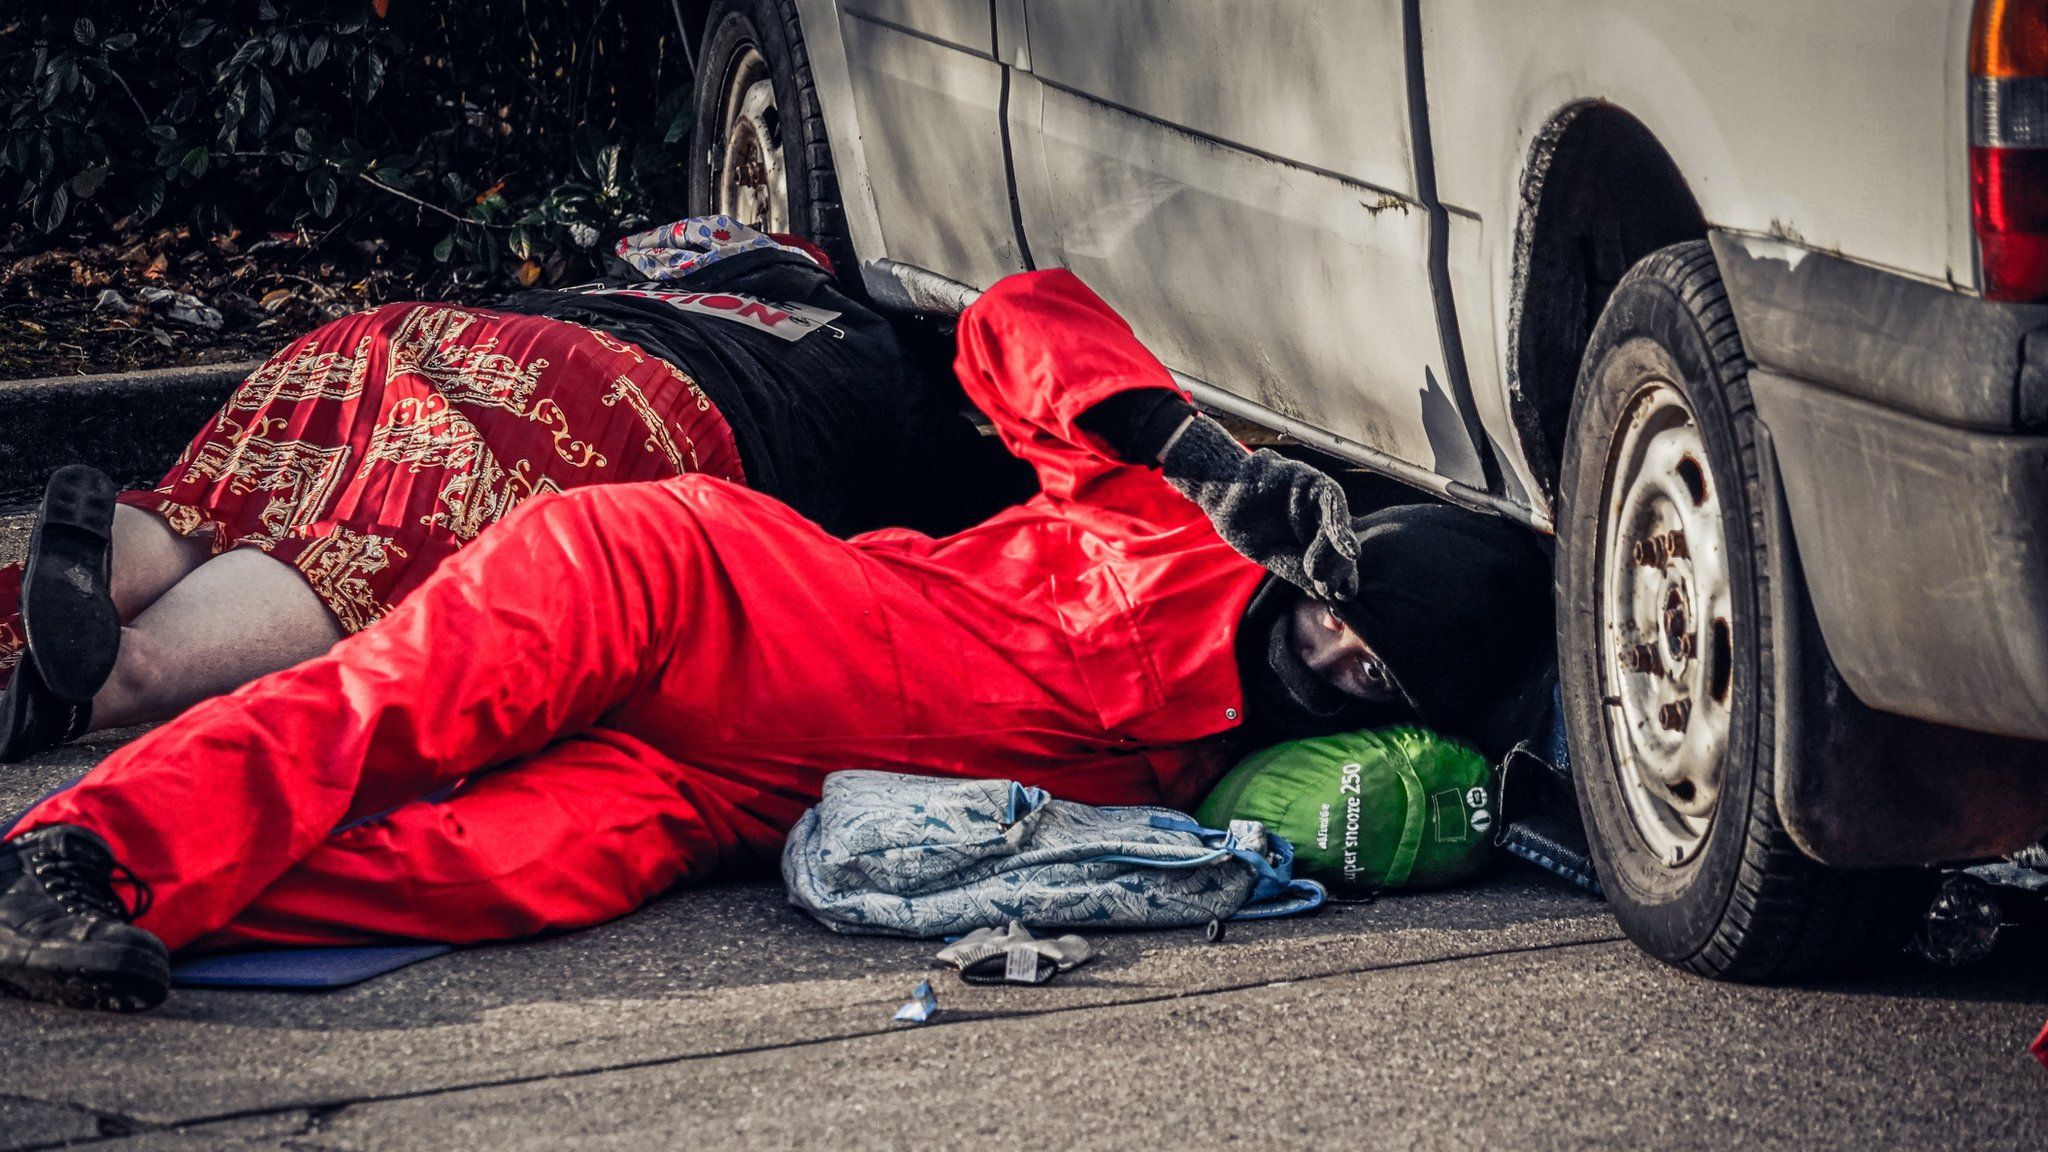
614,215,824,281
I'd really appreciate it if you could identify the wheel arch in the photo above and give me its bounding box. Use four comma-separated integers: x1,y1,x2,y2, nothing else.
1506,102,1708,506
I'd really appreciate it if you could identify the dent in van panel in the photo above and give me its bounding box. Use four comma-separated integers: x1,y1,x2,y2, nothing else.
1443,210,1542,516
1032,85,1483,486
1025,0,1417,197
840,14,1024,288
1736,232,1814,274
841,1,992,56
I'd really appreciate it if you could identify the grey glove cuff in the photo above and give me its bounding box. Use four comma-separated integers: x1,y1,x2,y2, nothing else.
1159,409,1253,482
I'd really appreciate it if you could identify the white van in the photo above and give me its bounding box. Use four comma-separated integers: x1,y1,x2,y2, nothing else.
673,0,2048,980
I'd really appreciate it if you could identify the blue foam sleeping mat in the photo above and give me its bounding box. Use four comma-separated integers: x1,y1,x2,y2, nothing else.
170,945,451,988
5,774,455,990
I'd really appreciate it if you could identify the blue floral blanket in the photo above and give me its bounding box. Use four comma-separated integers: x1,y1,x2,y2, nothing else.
782,770,1326,937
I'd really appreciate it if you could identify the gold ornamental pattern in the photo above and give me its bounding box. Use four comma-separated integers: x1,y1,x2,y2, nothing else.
292,527,409,634
361,396,491,475
227,334,375,411
359,396,569,541
579,326,646,363
158,503,211,538
384,306,608,469
180,414,353,544
384,307,543,410
0,601,21,679
602,375,701,473
428,455,566,541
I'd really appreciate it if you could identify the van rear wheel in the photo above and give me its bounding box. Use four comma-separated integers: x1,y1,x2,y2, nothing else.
1557,241,1916,981
687,0,856,279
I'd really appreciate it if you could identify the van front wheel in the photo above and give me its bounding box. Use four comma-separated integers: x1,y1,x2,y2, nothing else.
1557,241,1910,981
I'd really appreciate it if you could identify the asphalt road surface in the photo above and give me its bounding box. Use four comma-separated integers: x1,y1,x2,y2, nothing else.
0,515,2044,1151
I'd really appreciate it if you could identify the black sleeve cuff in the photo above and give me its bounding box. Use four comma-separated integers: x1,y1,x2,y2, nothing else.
1075,389,1199,465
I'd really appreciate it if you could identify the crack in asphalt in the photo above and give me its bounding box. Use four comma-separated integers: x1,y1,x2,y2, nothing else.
7,934,1625,1150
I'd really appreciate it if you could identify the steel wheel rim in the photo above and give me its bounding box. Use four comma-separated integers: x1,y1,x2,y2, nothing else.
1599,377,1734,866
714,46,788,233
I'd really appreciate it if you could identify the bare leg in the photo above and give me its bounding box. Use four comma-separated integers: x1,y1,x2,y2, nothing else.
91,549,344,730
110,505,211,622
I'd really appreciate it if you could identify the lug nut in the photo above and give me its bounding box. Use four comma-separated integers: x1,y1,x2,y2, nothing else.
1658,700,1692,732
1622,644,1664,675
1633,529,1691,569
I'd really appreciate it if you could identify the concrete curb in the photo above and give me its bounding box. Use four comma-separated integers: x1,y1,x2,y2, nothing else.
0,360,258,502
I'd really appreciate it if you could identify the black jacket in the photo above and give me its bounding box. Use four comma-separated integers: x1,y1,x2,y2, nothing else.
497,249,966,536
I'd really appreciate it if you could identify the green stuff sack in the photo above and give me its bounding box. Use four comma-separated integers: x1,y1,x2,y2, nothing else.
1195,726,1497,895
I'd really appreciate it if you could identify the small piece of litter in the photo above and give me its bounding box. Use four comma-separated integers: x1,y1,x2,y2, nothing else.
1204,918,1225,944
934,920,1093,986
893,979,938,1023
94,289,131,312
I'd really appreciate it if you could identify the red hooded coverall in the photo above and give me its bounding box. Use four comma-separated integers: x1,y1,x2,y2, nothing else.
13,271,1271,951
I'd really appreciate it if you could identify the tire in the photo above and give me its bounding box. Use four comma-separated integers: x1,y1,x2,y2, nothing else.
687,0,856,281
1557,241,1916,982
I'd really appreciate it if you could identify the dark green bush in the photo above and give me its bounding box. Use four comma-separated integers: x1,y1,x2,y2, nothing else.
2,0,696,285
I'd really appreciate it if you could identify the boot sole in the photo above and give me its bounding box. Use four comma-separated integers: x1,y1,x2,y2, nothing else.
0,938,169,1013
21,466,121,703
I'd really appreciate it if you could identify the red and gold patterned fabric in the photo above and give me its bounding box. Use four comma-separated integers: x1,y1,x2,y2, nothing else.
0,301,744,678
0,565,20,689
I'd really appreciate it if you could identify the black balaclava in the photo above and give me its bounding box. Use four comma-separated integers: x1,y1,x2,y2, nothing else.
1235,579,1414,742
1325,503,1554,737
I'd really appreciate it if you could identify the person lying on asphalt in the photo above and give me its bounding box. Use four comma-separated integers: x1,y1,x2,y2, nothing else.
0,270,1551,1012
0,217,983,761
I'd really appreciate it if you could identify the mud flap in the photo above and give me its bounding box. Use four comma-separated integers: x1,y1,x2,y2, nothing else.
1763,422,2048,867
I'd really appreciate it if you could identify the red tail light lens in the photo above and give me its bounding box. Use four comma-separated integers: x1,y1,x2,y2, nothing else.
1971,147,2048,301
1972,0,2048,301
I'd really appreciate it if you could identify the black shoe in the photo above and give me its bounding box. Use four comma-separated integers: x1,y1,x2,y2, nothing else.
21,465,120,703
0,825,167,1012
0,655,91,764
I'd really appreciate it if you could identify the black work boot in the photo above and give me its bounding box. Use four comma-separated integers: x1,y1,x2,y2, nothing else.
0,825,168,1011
0,656,92,764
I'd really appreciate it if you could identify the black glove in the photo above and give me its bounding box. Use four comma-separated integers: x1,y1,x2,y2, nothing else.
1159,414,1360,602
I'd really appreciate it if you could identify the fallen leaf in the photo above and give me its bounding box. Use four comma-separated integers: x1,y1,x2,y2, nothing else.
144,253,168,279
515,260,541,286
260,288,293,311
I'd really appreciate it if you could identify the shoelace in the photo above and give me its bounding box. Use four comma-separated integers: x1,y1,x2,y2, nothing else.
31,844,154,922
